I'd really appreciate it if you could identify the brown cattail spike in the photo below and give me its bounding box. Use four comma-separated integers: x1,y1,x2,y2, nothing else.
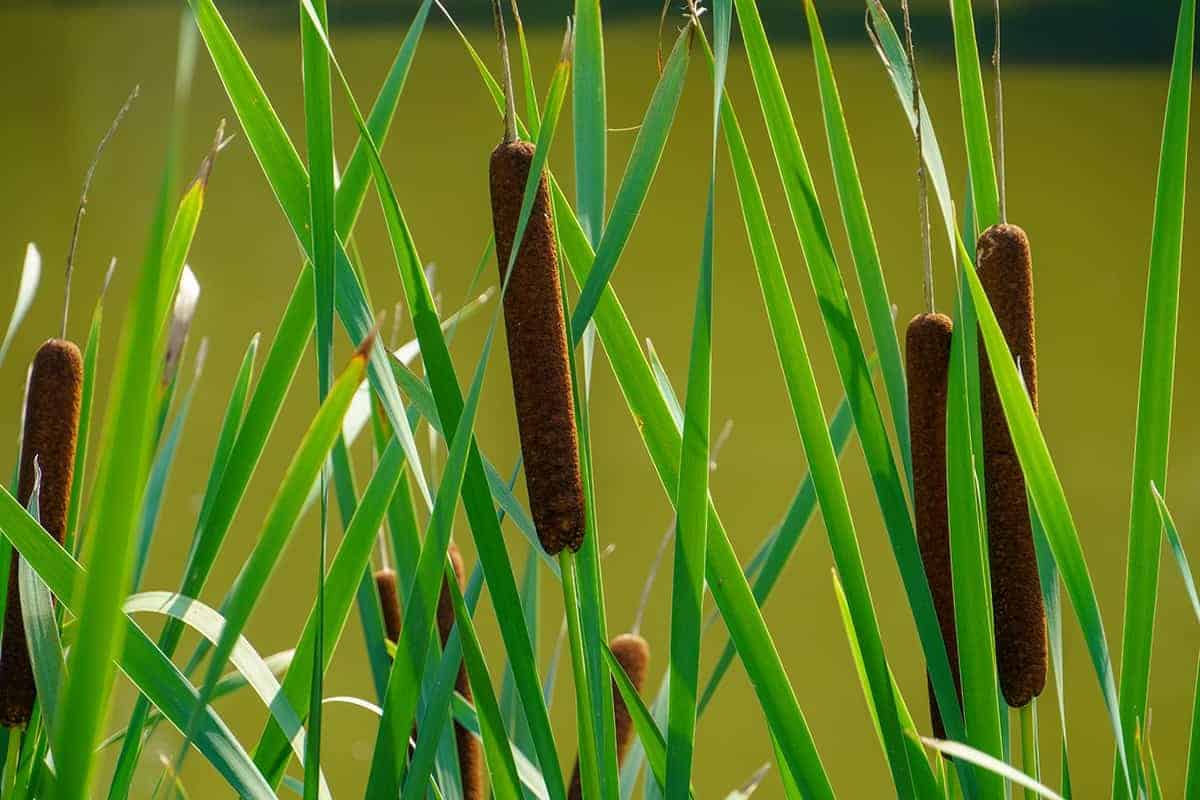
374,568,403,645
437,543,483,798
906,313,960,739
568,633,651,800
977,223,1046,707
490,141,586,555
1,339,82,727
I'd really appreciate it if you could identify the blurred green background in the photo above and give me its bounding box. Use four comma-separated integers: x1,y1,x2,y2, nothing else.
0,1,1198,796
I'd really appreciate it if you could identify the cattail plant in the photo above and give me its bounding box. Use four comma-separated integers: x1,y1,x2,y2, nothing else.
437,543,483,798
1,338,83,727
905,312,959,739
977,222,1047,708
488,4,585,557
567,633,651,800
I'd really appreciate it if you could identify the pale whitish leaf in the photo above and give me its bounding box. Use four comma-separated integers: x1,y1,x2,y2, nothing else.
920,738,1064,800
163,264,201,384
322,695,383,716
0,243,42,368
124,591,331,800
723,763,770,799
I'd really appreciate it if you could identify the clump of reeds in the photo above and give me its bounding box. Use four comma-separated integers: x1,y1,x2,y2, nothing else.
488,3,585,557
977,222,1047,708
437,543,483,798
567,633,651,800
1,339,83,727
905,312,960,739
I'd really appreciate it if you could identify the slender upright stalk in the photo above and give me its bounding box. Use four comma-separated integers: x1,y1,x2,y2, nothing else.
560,552,602,800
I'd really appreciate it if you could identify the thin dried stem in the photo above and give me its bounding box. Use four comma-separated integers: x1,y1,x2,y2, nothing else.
632,519,675,635
491,0,518,143
900,1,934,314
64,85,138,339
994,0,1007,223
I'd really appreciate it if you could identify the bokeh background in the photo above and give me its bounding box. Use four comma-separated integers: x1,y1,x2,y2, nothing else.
1,0,1198,795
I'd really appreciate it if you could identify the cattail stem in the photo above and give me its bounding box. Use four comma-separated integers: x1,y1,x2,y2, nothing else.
490,140,586,556
977,223,1046,707
993,0,1007,224
1,339,82,727
906,313,959,739
437,544,483,799
567,634,651,800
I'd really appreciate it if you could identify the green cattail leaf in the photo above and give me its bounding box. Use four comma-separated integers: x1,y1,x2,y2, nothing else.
66,287,107,554
298,0,337,792
0,489,275,797
920,737,1062,800
568,28,689,344
665,6,726,797
133,344,204,590
18,483,65,743
53,164,170,798
1116,0,1196,788
803,0,910,491
948,0,1001,230
829,572,941,800
1151,484,1200,622
124,591,329,797
572,0,605,246
604,642,694,800
947,261,1004,799
1188,659,1200,798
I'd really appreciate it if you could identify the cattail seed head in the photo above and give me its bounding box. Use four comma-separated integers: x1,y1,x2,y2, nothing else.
977,222,1047,707
437,543,482,798
1,339,82,727
374,568,402,645
489,140,586,556
568,633,651,800
905,313,960,740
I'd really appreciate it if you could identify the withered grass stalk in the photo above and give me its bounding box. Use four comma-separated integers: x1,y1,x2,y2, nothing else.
977,222,1047,708
1,339,82,727
905,312,959,739
489,139,586,555
567,633,651,800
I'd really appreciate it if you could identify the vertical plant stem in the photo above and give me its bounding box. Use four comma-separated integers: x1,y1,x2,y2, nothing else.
1020,702,1038,799
561,551,601,800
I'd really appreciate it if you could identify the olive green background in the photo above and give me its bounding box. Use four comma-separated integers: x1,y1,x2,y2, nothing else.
0,4,1198,796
